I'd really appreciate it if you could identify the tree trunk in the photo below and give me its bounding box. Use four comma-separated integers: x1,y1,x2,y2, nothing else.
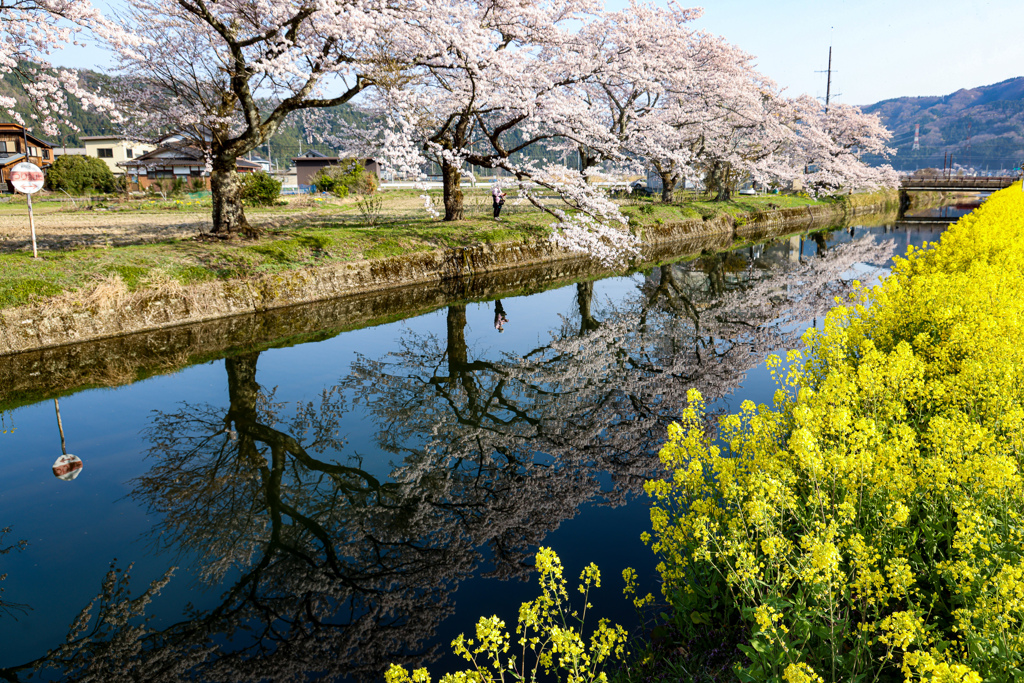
446,305,469,373
445,304,481,413
578,146,599,172
211,154,256,237
705,162,732,202
225,352,262,462
576,282,600,335
226,352,260,415
442,161,464,221
660,171,677,203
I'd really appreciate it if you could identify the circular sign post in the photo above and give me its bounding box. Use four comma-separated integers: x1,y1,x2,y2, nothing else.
52,453,83,481
10,161,43,258
51,398,83,481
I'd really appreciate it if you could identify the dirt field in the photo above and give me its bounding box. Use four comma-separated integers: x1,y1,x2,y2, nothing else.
0,199,363,252
0,209,219,252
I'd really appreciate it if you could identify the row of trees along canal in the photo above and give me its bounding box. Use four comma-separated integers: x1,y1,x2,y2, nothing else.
8,0,895,262
0,231,895,681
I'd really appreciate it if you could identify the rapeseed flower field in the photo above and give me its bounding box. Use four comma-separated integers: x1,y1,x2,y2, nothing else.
646,184,1024,682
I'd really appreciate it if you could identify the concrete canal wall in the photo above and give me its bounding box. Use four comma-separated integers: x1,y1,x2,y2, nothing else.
0,191,903,360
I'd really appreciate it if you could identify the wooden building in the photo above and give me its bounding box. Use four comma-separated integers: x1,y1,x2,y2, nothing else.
0,123,54,192
119,144,261,190
292,150,380,187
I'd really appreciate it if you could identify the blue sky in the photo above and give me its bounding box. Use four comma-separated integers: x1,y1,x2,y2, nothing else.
54,0,1024,106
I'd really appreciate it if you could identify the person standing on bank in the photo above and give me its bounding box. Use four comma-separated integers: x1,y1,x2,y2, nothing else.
492,183,506,219
494,299,508,332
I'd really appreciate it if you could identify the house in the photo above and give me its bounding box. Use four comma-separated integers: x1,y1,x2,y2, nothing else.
0,122,54,192
292,150,380,187
119,144,261,191
273,167,298,193
81,135,155,176
246,154,272,173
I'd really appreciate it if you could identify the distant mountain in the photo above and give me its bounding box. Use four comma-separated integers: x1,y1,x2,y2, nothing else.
862,77,1024,172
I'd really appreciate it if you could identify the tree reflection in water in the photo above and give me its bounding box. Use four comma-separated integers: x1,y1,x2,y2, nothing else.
0,233,894,682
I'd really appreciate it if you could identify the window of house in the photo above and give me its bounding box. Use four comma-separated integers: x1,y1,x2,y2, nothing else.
98,148,114,158
28,147,37,158
126,149,134,159
42,149,49,160
0,142,8,154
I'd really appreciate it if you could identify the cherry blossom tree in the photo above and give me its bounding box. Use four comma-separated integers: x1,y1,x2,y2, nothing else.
353,0,610,221
316,0,649,265
578,4,896,204
96,0,430,236
789,96,899,194
575,1,710,202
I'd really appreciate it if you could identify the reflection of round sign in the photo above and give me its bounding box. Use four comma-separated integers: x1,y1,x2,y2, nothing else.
52,454,83,481
11,162,44,194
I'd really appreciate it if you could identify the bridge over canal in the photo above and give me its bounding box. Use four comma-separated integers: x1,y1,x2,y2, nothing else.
900,176,1018,192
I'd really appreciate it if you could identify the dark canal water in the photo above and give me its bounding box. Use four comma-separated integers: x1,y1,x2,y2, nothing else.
901,200,983,223
0,220,948,681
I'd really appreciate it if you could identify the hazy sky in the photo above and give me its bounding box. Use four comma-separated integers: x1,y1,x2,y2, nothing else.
53,0,1024,106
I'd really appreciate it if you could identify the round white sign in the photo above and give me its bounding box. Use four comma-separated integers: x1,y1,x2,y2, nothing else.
53,453,83,481
11,162,43,194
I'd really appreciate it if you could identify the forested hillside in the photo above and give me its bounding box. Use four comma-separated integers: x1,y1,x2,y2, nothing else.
0,66,366,161
862,77,1024,172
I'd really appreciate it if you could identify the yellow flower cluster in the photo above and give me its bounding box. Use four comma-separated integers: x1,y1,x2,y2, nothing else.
645,185,1024,681
386,548,628,683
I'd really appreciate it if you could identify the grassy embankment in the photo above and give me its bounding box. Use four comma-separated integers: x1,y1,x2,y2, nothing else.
0,188,835,311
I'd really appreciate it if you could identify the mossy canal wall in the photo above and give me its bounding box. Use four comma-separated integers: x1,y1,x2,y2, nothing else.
0,192,902,364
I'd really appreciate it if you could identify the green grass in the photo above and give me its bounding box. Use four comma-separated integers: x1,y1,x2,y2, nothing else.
0,215,554,309
0,277,64,308
621,193,828,223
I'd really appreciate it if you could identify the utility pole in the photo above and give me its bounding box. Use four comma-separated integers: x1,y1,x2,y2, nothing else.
825,46,832,112
815,39,841,114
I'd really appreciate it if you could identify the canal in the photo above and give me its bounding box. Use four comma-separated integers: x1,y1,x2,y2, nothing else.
0,218,949,681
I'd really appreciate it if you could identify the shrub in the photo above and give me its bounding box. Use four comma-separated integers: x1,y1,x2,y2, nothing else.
312,159,377,197
387,548,629,683
45,154,117,194
356,193,384,226
240,171,282,206
645,184,1024,683
146,181,167,198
